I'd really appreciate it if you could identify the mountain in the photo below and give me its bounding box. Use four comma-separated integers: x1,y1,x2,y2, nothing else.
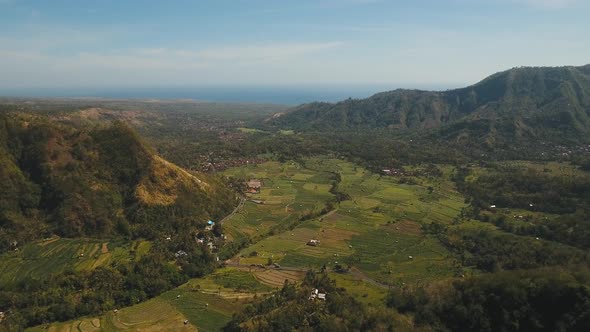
270,65,590,146
0,112,237,252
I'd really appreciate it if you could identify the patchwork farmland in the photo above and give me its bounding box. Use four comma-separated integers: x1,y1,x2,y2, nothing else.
30,157,471,331
225,158,465,286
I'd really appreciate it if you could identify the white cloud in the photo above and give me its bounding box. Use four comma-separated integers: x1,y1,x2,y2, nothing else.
134,42,342,61
518,0,578,9
0,42,344,87
190,42,342,62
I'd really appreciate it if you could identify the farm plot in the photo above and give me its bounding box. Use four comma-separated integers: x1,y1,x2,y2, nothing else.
159,288,244,332
210,267,273,293
252,269,306,288
0,238,148,286
28,271,252,332
345,223,456,285
27,297,196,332
328,272,387,305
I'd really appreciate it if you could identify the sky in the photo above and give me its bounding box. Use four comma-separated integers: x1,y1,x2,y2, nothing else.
0,0,589,92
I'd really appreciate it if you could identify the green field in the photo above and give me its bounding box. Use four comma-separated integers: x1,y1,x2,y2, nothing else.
226,158,465,285
27,267,258,332
0,237,151,286
237,127,266,134
221,160,335,242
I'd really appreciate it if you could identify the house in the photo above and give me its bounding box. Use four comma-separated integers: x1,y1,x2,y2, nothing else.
246,179,263,193
309,288,319,300
309,288,327,301
205,220,215,231
307,239,320,246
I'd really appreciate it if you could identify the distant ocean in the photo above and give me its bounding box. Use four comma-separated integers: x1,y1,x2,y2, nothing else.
0,84,454,105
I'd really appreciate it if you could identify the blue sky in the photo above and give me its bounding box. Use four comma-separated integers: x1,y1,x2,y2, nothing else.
0,0,588,90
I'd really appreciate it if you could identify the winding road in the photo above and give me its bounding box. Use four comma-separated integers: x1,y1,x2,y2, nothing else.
219,196,245,225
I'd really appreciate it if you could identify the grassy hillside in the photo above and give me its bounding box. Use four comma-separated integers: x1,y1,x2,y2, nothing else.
0,112,237,252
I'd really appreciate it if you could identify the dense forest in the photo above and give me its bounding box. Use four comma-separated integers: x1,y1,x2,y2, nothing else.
386,268,590,332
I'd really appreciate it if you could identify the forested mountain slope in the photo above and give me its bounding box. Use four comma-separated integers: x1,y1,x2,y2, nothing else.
271,65,590,146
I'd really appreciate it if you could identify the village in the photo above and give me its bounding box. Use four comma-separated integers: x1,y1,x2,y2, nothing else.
199,157,267,172
172,177,267,262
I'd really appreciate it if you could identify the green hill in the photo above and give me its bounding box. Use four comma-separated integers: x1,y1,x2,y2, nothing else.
0,112,237,252
270,65,590,146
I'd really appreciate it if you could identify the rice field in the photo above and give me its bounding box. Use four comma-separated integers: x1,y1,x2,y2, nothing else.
221,161,335,242
0,237,150,286
27,268,254,332
226,157,465,285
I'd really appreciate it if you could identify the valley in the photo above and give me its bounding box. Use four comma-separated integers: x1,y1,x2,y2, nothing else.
27,154,590,331
27,156,466,331
1,0,589,329
2,64,590,331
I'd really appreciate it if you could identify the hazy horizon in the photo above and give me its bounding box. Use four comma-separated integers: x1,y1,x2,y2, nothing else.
0,82,469,105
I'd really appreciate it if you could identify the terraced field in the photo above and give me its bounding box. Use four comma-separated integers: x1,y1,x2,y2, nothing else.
251,268,306,287
229,158,465,285
28,268,256,332
27,296,196,332
0,237,150,286
221,161,335,242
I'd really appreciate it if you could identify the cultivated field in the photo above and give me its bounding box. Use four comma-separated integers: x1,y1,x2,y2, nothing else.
226,157,465,285
0,237,150,286
27,267,257,332
221,160,334,242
